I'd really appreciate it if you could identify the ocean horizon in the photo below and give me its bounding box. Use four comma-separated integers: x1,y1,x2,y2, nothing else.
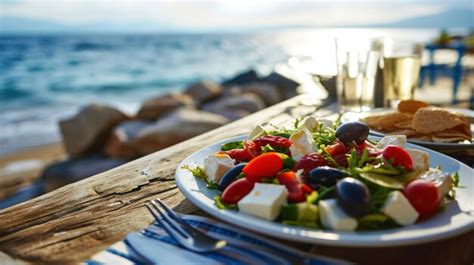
0,28,467,155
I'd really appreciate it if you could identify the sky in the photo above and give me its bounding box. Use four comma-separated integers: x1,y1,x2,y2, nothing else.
1,0,473,31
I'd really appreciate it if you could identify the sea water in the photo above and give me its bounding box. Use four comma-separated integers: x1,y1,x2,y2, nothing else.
0,28,443,154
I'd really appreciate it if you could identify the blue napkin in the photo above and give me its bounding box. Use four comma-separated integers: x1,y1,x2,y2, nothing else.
85,215,350,265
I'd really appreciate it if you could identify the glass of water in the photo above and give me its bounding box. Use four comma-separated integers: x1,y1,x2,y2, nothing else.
336,38,382,111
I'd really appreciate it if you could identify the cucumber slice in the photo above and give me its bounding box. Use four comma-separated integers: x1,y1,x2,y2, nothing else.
359,172,404,190
280,202,319,222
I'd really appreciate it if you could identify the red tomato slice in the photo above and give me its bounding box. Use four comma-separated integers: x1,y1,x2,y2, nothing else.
277,171,306,203
221,178,255,204
243,152,283,183
404,179,441,218
382,145,413,171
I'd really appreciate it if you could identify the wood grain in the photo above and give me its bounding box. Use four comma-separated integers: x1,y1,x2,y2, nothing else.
0,95,323,264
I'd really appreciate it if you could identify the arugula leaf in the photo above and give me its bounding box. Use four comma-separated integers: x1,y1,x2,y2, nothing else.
452,172,462,187
293,116,306,129
181,165,207,180
358,213,399,230
221,141,244,151
206,181,219,190
364,183,392,212
314,186,336,203
214,195,238,210
260,144,275,153
357,149,371,168
348,151,358,169
447,172,463,199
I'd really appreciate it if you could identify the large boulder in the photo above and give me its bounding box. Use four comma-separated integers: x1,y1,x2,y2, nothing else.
262,72,300,99
201,93,265,121
131,109,228,155
59,104,128,157
104,120,153,158
41,156,127,192
222,69,260,86
183,80,222,105
237,82,283,106
136,92,194,120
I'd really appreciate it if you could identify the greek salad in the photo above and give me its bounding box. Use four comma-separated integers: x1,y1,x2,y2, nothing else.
183,117,459,231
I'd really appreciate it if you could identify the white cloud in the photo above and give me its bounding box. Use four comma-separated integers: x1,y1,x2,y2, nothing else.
0,0,466,29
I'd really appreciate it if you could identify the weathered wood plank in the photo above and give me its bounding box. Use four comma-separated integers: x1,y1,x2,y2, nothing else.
0,95,324,264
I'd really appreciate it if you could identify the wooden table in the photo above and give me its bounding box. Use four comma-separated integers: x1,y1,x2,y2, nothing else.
1,95,473,265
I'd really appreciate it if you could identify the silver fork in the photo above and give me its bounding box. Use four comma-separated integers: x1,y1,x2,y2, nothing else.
146,199,298,264
145,199,351,265
145,198,227,253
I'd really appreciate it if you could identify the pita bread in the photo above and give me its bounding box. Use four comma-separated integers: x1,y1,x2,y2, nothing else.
397,100,429,114
361,112,413,132
412,107,465,134
394,119,413,129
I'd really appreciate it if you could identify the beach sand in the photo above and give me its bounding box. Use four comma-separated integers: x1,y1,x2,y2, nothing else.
0,143,65,200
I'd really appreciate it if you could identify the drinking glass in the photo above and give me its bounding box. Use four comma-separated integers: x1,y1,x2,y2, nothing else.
336,38,382,111
382,40,423,108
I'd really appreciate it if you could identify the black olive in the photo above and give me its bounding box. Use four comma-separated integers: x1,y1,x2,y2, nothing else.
218,163,247,191
336,178,371,217
306,166,347,188
335,122,369,144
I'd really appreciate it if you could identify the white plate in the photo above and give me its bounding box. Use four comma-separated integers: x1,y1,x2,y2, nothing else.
341,108,474,151
175,135,474,247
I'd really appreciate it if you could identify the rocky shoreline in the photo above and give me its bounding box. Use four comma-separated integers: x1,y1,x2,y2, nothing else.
1,70,301,200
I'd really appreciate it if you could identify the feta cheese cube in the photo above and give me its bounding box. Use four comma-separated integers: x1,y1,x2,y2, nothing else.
238,183,288,221
380,191,419,226
204,153,235,183
289,128,316,161
419,168,454,198
318,199,358,231
376,135,407,149
406,148,430,173
249,125,266,139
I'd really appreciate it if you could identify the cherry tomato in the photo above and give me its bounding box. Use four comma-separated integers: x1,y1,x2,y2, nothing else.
404,179,441,218
243,152,283,183
221,178,254,204
382,145,413,171
325,141,346,157
253,135,292,149
277,171,305,203
293,153,327,176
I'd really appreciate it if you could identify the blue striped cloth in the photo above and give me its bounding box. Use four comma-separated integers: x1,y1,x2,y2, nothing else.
84,215,349,265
